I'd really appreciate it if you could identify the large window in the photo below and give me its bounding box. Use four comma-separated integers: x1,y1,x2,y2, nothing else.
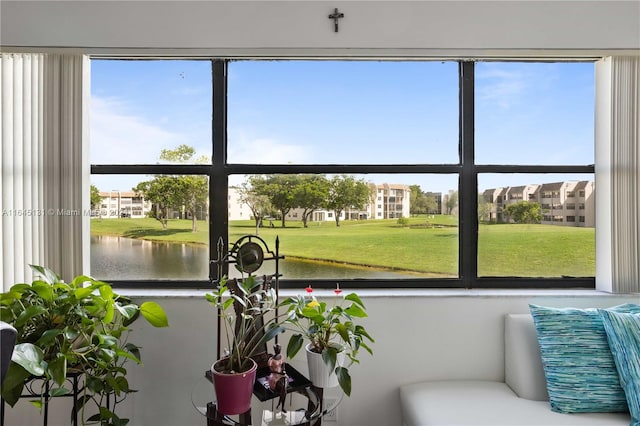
90,59,595,289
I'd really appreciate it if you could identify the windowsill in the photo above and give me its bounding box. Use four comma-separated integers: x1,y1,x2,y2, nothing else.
119,288,636,299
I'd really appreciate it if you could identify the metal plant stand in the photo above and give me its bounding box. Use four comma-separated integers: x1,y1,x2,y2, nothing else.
211,235,284,360
1,372,82,426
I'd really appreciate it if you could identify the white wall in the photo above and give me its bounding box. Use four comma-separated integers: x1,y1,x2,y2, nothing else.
1,1,639,55
4,292,638,426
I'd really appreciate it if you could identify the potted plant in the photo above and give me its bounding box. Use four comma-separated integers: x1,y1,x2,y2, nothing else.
280,285,374,396
205,275,284,415
0,265,169,426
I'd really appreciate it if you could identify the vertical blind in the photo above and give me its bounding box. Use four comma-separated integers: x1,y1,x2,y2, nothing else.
1,53,88,290
611,56,640,293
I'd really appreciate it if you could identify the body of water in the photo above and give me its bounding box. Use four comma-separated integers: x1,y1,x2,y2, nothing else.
90,235,415,281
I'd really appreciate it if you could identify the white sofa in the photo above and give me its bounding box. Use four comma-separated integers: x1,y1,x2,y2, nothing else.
399,314,632,426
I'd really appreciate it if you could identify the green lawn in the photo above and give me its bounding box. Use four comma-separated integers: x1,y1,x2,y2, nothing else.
478,223,595,277
91,217,209,245
90,215,595,277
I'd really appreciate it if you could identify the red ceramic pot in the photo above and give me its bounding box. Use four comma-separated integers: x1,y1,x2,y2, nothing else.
211,358,257,415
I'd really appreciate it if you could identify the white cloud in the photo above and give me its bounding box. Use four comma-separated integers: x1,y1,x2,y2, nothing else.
90,96,186,164
227,132,312,164
475,65,527,110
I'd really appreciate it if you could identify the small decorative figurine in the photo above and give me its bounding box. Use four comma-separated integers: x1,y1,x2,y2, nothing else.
267,344,288,410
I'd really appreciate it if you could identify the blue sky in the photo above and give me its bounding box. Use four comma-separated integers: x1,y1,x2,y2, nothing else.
90,59,594,195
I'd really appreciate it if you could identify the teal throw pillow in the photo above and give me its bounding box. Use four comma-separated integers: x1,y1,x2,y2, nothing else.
529,303,640,413
599,310,640,426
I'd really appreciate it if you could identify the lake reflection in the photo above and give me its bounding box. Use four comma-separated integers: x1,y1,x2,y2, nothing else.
90,235,414,281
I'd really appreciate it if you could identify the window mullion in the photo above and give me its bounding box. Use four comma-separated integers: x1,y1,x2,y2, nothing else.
211,59,228,281
476,165,595,174
460,61,477,289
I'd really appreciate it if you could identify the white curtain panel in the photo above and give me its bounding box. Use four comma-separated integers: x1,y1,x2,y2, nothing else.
610,56,640,293
0,53,89,290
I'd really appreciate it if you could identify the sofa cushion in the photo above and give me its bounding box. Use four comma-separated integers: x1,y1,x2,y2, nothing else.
529,303,640,413
599,310,640,426
399,380,631,426
504,314,548,401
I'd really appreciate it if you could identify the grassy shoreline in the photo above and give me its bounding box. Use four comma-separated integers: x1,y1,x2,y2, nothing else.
90,215,595,277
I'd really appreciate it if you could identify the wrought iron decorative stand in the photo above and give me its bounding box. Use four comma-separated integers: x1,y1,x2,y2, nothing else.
210,235,284,360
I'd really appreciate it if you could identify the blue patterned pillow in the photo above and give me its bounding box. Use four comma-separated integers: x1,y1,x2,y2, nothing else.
529,303,640,413
599,310,640,426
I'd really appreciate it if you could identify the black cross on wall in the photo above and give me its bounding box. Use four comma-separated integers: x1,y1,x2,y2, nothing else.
328,8,344,32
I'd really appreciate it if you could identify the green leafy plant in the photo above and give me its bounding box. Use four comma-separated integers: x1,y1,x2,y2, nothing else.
205,275,284,374
0,265,169,426
280,285,374,396
396,216,410,226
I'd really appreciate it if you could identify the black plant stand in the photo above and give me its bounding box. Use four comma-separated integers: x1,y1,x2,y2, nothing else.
202,383,326,426
203,236,337,425
211,235,284,360
198,367,336,426
1,371,82,426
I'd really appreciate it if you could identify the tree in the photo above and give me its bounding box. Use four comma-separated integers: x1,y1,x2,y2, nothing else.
159,145,208,232
236,180,273,234
293,175,330,227
410,185,439,216
445,190,458,215
424,195,438,214
478,200,494,223
325,175,372,227
159,144,205,163
503,201,542,224
90,185,102,213
478,192,494,223
133,145,209,232
133,145,208,232
409,185,427,216
250,175,299,228
133,176,182,230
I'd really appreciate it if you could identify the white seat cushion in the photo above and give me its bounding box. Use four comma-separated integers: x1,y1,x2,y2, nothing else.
399,380,631,426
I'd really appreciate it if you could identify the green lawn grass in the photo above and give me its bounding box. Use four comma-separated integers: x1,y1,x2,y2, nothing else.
478,223,594,277
90,215,595,277
91,217,209,245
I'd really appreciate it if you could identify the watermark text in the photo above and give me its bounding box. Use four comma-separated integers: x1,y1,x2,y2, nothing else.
2,208,99,217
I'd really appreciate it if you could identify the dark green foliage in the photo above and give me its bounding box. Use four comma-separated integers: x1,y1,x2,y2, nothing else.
504,201,542,224
280,290,374,396
0,266,169,425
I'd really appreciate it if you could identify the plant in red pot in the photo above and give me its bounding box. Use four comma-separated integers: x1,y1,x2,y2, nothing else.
205,275,284,415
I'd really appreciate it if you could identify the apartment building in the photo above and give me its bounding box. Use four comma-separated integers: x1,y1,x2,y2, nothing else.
482,181,595,227
97,191,152,218
228,187,253,221
371,184,411,219
274,183,411,223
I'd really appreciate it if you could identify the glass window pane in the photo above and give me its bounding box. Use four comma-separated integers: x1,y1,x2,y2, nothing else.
87,58,597,288
478,173,595,277
228,173,458,279
90,175,209,281
227,61,459,165
475,62,594,165
90,59,212,164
